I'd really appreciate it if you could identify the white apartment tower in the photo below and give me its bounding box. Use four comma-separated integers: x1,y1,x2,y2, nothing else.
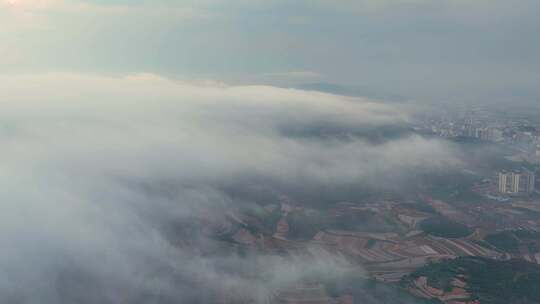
498,169,536,194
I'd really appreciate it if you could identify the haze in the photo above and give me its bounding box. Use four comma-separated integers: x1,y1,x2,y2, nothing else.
2,1,540,304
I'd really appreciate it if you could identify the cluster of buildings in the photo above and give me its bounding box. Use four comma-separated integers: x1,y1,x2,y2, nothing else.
461,126,504,142
418,106,540,164
417,107,503,142
420,119,504,142
498,169,536,195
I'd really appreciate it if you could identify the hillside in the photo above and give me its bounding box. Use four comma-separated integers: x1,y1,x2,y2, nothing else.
402,257,540,304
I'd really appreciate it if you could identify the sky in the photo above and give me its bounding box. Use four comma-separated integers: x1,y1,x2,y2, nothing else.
2,0,540,103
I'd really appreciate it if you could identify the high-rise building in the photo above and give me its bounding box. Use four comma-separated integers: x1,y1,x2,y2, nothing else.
498,169,535,195
513,171,522,193
498,170,509,193
524,170,536,193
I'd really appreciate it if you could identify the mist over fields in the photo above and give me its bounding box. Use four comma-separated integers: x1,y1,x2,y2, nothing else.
0,73,461,303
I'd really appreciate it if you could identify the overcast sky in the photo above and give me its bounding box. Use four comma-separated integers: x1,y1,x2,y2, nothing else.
2,0,539,103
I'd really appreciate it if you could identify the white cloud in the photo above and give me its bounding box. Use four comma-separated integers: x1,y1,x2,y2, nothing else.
0,72,459,302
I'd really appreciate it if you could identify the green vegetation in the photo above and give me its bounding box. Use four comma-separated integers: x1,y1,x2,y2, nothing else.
419,217,472,238
366,238,377,249
424,172,483,204
242,205,282,235
404,260,458,292
331,210,402,233
485,231,520,252
403,257,540,304
287,211,330,240
528,243,539,254
325,275,442,304
406,202,438,214
513,230,540,239
485,230,540,253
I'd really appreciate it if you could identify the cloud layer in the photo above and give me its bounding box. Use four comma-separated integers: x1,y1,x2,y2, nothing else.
0,73,458,303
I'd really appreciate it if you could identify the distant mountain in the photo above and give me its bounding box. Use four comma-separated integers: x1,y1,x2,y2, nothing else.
297,82,355,96
296,82,408,102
